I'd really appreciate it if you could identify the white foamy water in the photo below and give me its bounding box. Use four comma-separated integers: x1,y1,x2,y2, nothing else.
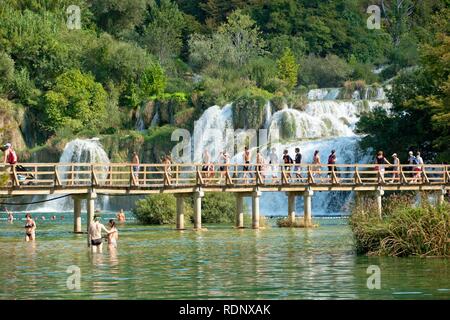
191,88,391,215
28,139,111,212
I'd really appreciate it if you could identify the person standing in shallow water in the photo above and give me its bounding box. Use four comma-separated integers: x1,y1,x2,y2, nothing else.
117,209,126,222
24,213,36,241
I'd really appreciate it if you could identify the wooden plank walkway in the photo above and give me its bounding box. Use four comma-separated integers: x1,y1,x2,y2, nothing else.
0,163,448,195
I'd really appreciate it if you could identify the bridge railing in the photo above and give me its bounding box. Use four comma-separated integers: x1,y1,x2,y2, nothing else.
1,163,448,188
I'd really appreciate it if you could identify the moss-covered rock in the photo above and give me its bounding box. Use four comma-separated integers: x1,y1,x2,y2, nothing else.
232,92,267,129
280,111,296,140
0,98,27,151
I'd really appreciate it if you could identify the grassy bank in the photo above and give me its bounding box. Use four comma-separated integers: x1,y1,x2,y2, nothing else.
350,194,449,257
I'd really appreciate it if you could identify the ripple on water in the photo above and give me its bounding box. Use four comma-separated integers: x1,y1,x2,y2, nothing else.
0,220,448,299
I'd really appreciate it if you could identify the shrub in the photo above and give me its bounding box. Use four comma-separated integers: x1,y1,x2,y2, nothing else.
194,193,236,224
350,193,449,257
299,54,351,88
42,69,108,133
133,194,192,225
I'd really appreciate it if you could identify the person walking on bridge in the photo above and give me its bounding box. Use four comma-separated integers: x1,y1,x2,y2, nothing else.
242,146,252,184
282,149,293,181
268,148,279,180
312,150,321,179
390,153,400,183
294,148,303,181
2,143,17,185
375,151,391,183
327,150,337,182
131,151,140,184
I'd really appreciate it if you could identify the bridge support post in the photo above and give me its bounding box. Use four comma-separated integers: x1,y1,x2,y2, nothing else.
86,191,97,232
175,195,185,230
193,189,204,230
376,189,384,219
252,190,261,229
287,192,296,224
235,194,244,228
73,196,82,233
303,189,314,227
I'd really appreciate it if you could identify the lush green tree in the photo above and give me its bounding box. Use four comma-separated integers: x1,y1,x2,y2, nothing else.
357,10,450,162
0,52,14,94
142,0,185,65
277,48,298,91
90,0,149,35
189,10,265,68
43,69,108,133
299,55,351,88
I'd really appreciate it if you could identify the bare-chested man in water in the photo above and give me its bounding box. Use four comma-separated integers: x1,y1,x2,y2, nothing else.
88,214,111,253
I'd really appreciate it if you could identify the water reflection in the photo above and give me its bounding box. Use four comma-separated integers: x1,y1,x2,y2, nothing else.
0,220,448,299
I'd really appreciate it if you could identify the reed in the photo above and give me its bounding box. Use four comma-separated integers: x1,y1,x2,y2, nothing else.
350,193,449,257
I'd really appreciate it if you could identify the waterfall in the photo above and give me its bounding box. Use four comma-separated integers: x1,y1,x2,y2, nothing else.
307,88,341,100
28,139,111,212
135,107,145,131
263,101,272,129
191,88,391,215
192,104,234,162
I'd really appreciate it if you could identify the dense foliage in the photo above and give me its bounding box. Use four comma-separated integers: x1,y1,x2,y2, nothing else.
0,0,447,163
133,193,191,225
356,10,450,162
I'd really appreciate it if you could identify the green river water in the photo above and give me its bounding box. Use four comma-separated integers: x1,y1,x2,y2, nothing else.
0,213,448,300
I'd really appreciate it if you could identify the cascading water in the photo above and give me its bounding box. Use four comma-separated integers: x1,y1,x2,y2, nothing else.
191,86,391,216
28,139,111,212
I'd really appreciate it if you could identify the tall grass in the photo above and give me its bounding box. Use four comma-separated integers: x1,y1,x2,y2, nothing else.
350,193,449,257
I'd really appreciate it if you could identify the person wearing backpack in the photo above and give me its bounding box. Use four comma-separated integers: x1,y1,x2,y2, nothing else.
3,143,17,165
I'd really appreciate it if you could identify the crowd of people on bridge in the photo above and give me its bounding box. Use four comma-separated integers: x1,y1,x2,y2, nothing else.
193,147,431,185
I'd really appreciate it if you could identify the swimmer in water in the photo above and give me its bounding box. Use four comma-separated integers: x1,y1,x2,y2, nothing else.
24,213,36,241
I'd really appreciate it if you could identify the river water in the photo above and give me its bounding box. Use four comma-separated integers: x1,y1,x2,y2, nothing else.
0,213,448,300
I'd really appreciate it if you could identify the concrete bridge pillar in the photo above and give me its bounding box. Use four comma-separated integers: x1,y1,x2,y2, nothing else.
73,196,82,233
235,194,244,228
252,190,261,229
193,189,204,230
175,195,185,230
87,191,97,232
287,192,296,224
303,189,314,227
376,189,384,219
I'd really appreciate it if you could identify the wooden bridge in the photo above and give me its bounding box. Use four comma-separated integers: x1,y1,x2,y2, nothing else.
1,163,449,231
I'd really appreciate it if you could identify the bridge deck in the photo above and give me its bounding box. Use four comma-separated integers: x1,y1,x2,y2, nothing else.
0,163,448,195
